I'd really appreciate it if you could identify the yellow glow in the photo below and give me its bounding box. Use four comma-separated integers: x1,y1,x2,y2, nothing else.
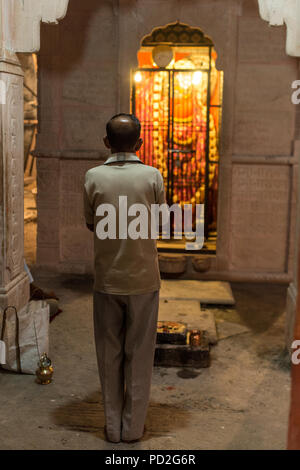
193,71,203,86
166,58,175,69
177,72,192,90
134,71,142,83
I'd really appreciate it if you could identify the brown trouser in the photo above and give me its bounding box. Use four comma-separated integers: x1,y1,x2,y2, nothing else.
93,290,159,442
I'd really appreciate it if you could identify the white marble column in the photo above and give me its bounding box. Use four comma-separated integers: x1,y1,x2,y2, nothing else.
0,49,29,310
0,0,69,310
258,0,300,56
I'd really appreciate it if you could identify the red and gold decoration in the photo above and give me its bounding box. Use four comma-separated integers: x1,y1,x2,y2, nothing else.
133,27,223,234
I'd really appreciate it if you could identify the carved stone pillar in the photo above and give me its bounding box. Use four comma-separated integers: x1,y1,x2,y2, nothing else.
0,49,29,310
286,150,300,349
0,0,70,310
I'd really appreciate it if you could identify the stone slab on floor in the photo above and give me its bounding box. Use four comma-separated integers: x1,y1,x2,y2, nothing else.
160,280,235,306
159,299,218,345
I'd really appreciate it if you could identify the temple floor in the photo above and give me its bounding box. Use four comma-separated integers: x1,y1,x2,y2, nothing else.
0,253,290,449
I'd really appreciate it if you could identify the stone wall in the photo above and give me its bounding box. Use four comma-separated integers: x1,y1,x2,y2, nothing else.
230,0,298,278
36,0,117,272
35,0,299,281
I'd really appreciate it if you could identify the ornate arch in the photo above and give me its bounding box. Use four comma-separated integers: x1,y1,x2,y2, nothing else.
141,21,213,47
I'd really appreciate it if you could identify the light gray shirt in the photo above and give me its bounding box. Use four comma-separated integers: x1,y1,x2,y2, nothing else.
84,152,166,295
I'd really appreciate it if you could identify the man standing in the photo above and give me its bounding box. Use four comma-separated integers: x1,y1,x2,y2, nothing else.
83,114,165,443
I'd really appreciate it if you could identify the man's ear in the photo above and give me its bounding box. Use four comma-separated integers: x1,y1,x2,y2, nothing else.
103,136,111,149
134,138,143,152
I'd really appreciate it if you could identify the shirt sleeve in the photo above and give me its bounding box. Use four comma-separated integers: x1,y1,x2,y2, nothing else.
83,181,94,225
156,170,166,205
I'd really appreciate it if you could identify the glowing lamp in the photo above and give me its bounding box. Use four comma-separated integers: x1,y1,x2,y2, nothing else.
177,72,192,90
192,71,203,86
134,71,142,83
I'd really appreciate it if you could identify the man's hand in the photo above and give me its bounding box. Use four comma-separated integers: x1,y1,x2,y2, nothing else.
86,223,94,232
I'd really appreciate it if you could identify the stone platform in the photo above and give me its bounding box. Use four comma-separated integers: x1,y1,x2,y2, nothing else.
160,280,235,305
155,294,218,368
154,335,210,369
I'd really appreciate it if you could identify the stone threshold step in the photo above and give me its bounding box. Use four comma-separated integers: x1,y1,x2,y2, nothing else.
160,280,235,306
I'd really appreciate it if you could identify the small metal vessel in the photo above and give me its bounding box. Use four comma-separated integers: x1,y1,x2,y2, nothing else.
35,353,54,385
189,329,202,348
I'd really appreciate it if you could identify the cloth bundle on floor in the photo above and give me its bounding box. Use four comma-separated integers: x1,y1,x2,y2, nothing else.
0,300,50,374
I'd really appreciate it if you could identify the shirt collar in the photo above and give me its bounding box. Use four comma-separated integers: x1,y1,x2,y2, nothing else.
104,153,143,165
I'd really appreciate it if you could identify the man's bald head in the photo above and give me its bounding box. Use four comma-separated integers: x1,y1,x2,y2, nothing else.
105,113,142,152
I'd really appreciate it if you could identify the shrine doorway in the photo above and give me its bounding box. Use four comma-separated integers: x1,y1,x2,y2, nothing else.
18,53,38,266
131,23,223,253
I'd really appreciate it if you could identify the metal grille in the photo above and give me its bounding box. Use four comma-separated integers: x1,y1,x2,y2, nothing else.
131,48,222,238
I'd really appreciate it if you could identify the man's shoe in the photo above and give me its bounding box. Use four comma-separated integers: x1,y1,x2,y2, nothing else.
122,426,146,443
104,425,121,444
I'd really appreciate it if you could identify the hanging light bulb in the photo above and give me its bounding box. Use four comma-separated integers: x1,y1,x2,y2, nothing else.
192,71,203,86
134,71,142,83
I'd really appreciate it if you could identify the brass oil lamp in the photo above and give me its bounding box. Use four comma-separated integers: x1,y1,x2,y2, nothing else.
35,353,54,385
